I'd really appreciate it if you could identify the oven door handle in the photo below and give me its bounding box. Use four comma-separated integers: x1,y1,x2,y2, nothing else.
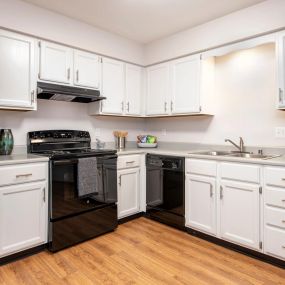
53,159,78,165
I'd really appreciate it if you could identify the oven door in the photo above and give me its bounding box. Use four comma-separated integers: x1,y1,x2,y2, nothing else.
50,155,117,221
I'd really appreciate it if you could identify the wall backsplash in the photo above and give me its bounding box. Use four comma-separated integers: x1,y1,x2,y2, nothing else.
0,100,145,146
145,44,285,147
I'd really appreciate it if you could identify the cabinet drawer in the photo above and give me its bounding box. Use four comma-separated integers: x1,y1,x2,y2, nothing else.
220,163,260,183
0,163,47,186
264,206,285,229
264,187,285,209
264,167,285,188
264,226,285,260
186,159,216,177
117,155,141,169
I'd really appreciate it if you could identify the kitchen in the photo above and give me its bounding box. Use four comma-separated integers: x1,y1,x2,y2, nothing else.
0,0,285,284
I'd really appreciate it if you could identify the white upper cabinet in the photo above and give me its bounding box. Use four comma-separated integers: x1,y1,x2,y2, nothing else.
73,50,100,89
125,64,142,116
171,55,201,114
277,32,285,109
219,180,260,251
146,63,170,115
0,30,36,110
101,57,125,114
39,41,72,84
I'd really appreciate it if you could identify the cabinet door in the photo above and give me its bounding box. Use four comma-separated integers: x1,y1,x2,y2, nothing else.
219,180,260,250
171,55,201,114
39,41,72,84
118,168,140,219
146,63,170,115
0,182,47,257
277,32,285,109
185,174,216,235
74,50,100,89
101,57,125,114
125,64,142,116
0,30,36,109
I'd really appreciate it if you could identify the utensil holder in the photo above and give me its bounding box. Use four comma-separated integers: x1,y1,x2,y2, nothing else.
115,137,126,149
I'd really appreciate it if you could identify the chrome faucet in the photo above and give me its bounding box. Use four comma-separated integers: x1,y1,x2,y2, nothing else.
225,137,245,153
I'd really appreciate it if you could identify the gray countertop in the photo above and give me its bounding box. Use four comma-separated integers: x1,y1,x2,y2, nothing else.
0,154,49,166
116,147,285,166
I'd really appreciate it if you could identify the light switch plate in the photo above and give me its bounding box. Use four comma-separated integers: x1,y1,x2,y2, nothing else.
162,129,167,136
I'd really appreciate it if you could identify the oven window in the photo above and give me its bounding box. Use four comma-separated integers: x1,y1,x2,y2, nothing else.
51,161,104,220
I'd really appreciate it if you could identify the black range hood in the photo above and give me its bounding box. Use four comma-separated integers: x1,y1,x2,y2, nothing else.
37,82,106,103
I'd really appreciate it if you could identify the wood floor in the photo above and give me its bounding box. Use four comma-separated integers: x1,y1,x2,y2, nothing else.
0,217,285,285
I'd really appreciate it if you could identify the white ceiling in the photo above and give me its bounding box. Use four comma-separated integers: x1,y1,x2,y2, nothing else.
22,0,265,44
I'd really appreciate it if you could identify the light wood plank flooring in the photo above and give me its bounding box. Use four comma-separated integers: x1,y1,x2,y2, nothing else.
0,217,284,285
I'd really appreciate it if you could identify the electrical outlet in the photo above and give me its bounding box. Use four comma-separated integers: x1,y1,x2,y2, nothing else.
162,129,167,136
275,127,285,138
95,128,101,137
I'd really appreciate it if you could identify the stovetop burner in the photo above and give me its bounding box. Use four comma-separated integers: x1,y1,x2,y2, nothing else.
27,130,117,159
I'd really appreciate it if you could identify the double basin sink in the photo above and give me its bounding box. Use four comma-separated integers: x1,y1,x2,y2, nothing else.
193,151,279,160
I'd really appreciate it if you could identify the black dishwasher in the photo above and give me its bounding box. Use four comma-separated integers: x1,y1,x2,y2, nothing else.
146,154,185,229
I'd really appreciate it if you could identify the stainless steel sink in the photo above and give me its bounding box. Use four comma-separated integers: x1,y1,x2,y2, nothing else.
192,151,280,160
193,151,235,156
228,153,280,159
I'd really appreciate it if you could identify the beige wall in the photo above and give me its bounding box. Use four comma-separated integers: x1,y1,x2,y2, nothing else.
0,0,144,64
144,0,285,65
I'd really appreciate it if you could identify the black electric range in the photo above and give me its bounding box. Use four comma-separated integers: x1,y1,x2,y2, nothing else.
27,130,118,252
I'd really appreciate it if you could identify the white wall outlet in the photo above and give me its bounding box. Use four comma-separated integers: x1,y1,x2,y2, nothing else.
95,128,101,137
162,129,167,136
275,127,285,138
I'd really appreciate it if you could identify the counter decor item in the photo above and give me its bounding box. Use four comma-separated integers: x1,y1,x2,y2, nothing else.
95,138,106,149
0,129,14,155
113,131,128,149
137,135,158,148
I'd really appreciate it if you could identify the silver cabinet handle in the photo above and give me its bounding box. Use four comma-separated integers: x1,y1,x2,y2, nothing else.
118,175,122,186
31,90,35,103
16,173,32,178
67,68,71,80
281,178,285,181
282,199,285,202
43,187,46,202
282,220,285,223
126,161,135,164
279,88,284,104
171,101,173,112
76,70,79,82
127,102,130,112
282,246,285,249
210,184,213,197
220,186,223,199
164,102,167,112
121,101,124,112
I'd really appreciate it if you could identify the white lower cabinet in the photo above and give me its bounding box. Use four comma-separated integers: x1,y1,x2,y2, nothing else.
185,174,216,235
117,155,142,219
185,159,262,253
219,180,260,250
0,162,48,258
118,168,140,219
263,166,285,260
0,181,47,257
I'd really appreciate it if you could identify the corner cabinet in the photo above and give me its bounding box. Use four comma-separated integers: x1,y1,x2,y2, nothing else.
0,161,48,258
145,54,204,116
100,57,125,114
0,30,36,110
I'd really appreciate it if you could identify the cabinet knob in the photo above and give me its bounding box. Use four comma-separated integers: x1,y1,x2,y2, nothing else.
220,186,223,199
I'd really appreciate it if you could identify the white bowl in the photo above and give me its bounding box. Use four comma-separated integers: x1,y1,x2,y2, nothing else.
137,143,158,148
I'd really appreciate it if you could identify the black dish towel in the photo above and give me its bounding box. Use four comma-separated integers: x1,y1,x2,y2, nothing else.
77,157,98,197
